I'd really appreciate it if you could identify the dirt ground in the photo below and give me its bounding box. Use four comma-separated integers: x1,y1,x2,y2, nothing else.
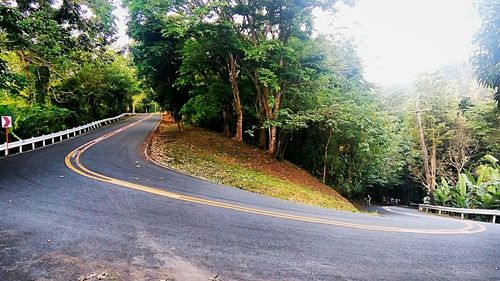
149,116,356,212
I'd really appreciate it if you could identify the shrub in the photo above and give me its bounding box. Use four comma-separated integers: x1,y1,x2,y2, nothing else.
14,106,77,139
434,155,500,209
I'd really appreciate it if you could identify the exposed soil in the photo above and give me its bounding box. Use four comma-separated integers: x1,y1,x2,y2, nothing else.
149,116,356,212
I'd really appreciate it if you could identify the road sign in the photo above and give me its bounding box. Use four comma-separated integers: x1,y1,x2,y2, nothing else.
2,116,12,128
2,116,11,156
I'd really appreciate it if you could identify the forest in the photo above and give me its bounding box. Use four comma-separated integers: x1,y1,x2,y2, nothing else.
1,0,498,208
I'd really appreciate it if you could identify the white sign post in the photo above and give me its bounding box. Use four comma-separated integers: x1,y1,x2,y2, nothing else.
2,116,12,156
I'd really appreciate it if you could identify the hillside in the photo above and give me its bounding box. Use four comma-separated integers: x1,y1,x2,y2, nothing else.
149,120,357,212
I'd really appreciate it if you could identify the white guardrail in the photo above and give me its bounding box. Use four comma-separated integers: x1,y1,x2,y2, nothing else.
0,113,133,157
419,204,500,223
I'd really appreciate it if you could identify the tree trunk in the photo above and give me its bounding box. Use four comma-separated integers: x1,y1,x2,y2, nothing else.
255,92,267,149
323,128,334,183
415,101,433,197
250,69,284,157
429,137,437,204
235,107,243,141
275,131,289,161
223,109,231,138
258,125,267,149
268,125,277,157
34,66,49,105
265,88,283,157
176,114,183,133
228,53,243,142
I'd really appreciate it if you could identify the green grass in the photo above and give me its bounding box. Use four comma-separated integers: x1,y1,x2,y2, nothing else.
152,125,357,212
168,154,356,210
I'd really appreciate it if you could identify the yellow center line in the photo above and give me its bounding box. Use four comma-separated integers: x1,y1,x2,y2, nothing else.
64,115,486,235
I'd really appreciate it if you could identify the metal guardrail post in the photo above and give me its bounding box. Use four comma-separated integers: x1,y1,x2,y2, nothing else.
418,204,499,223
0,113,133,157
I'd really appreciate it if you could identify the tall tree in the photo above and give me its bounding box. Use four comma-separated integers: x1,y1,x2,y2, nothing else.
471,0,500,106
445,115,479,177
230,0,338,156
407,73,457,202
0,0,115,105
125,0,246,138
177,22,245,141
58,54,141,121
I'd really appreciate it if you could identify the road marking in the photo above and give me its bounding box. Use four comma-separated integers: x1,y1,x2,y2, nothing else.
65,115,486,235
383,206,432,218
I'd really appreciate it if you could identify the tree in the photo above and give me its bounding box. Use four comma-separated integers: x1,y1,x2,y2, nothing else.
407,73,457,202
464,101,499,158
58,54,141,121
471,0,500,106
125,0,246,137
0,0,115,105
1,1,144,140
126,1,188,128
281,44,403,197
230,0,339,156
122,0,408,199
175,22,245,140
445,115,479,177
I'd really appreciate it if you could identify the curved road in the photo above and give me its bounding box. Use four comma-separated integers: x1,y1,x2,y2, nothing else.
1,115,499,281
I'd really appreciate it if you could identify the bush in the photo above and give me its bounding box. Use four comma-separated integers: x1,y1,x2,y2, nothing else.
434,155,500,209
13,106,77,139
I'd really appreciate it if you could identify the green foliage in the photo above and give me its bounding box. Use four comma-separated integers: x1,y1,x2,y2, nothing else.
0,103,76,140
464,102,500,157
123,0,497,202
126,4,187,117
180,80,231,126
434,177,452,206
434,155,500,209
284,86,404,198
405,73,458,186
58,55,141,122
14,105,76,138
471,0,500,106
0,1,146,141
0,0,116,104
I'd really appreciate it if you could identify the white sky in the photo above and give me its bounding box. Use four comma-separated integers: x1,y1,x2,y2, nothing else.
112,0,130,50
314,0,481,86
112,0,481,86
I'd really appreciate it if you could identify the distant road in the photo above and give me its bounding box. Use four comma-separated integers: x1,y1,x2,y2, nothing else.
1,115,499,281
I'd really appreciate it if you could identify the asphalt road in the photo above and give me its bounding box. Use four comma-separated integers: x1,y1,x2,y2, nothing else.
1,114,499,281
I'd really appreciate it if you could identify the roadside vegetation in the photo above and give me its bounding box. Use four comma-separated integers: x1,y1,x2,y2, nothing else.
150,122,357,211
434,155,499,209
127,0,499,207
0,1,152,140
1,1,498,209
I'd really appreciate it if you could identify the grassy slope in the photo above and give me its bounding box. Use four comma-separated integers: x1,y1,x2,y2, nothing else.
150,122,357,212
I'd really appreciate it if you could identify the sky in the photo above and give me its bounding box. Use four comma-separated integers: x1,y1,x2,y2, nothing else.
112,0,481,87
112,0,130,49
314,0,481,86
